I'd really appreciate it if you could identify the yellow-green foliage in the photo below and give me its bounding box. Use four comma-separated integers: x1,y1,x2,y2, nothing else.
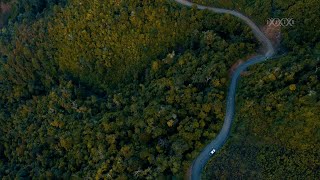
0,0,319,179
49,0,203,88
0,0,259,178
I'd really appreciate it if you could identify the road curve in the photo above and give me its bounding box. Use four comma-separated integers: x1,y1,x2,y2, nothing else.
172,0,276,179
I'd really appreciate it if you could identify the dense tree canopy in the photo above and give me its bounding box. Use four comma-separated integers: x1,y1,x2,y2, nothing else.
0,0,319,179
201,0,320,179
0,0,258,178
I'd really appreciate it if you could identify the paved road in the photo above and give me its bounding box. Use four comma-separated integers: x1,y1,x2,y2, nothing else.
173,0,276,179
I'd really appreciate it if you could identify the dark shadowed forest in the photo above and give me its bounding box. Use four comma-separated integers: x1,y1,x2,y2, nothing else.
0,0,319,179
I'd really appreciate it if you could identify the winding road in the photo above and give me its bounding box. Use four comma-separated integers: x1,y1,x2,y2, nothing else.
173,0,276,179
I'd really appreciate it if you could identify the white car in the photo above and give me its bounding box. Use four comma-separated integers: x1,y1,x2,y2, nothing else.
210,149,216,155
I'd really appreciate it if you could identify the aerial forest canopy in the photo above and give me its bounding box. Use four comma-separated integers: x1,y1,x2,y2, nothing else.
0,0,319,179
197,0,320,179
